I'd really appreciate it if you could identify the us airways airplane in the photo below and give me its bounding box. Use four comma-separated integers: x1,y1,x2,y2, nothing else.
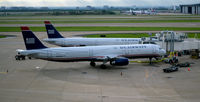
43,21,142,47
17,26,166,68
128,9,156,15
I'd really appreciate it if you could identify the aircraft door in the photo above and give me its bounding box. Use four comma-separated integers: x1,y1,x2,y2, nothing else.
47,50,52,58
89,48,93,57
123,49,129,55
123,39,128,45
47,50,57,58
153,46,158,54
155,47,159,54
62,39,65,46
152,46,155,53
94,39,98,46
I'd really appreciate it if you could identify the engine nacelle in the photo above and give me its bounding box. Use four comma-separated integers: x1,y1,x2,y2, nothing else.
110,58,129,66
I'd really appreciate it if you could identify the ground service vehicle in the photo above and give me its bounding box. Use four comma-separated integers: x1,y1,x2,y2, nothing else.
163,66,179,73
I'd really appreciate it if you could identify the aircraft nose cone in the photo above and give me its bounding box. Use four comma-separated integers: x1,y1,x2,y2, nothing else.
161,49,166,55
42,39,48,42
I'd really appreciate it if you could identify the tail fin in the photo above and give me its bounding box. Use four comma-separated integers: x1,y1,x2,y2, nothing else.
44,21,64,38
21,26,47,50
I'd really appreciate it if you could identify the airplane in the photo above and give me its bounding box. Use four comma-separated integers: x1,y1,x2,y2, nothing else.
17,26,166,68
129,9,156,15
43,21,142,47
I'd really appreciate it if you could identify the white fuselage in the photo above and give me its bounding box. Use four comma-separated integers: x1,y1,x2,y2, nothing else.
19,44,165,62
43,38,142,47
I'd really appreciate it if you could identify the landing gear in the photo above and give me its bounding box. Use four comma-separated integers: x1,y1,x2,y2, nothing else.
28,57,32,59
90,61,96,67
90,57,109,69
15,55,25,60
155,57,160,60
100,58,109,69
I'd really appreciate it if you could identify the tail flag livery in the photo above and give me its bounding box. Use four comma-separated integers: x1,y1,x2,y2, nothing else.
44,21,64,38
21,26,47,50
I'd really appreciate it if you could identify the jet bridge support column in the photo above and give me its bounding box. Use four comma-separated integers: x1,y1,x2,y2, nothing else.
170,31,175,57
166,41,169,52
163,31,175,57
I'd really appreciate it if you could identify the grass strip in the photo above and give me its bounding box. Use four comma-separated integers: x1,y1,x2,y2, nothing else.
0,35,6,38
187,33,200,39
0,20,200,24
0,27,200,32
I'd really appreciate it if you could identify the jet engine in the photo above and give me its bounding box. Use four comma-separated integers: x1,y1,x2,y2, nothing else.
110,58,129,66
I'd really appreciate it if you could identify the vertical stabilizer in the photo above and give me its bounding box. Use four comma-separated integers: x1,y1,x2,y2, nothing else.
21,26,47,50
44,21,64,38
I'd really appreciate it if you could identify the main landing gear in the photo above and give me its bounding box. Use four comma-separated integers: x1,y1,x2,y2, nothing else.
149,57,152,64
90,61,96,67
90,61,107,69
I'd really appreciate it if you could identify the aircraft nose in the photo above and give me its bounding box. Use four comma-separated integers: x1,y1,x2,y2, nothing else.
42,39,55,44
161,49,166,55
42,39,48,42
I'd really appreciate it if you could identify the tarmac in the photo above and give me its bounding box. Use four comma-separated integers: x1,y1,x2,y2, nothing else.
0,32,200,102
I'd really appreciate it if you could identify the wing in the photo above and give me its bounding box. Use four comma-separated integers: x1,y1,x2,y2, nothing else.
92,54,121,61
92,54,129,66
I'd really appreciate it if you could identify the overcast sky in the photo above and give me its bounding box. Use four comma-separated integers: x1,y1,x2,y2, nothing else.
0,0,199,7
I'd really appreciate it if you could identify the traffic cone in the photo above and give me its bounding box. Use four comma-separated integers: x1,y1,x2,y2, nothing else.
176,52,178,57
188,68,190,71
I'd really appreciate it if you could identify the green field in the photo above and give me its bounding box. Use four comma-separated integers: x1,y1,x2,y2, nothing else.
0,35,6,38
0,26,200,32
0,15,200,20
187,33,200,38
0,15,200,24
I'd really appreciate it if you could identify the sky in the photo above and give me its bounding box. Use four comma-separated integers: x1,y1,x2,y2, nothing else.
0,0,199,7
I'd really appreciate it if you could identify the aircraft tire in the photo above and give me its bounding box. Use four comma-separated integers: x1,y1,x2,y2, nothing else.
22,56,25,60
90,61,96,67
